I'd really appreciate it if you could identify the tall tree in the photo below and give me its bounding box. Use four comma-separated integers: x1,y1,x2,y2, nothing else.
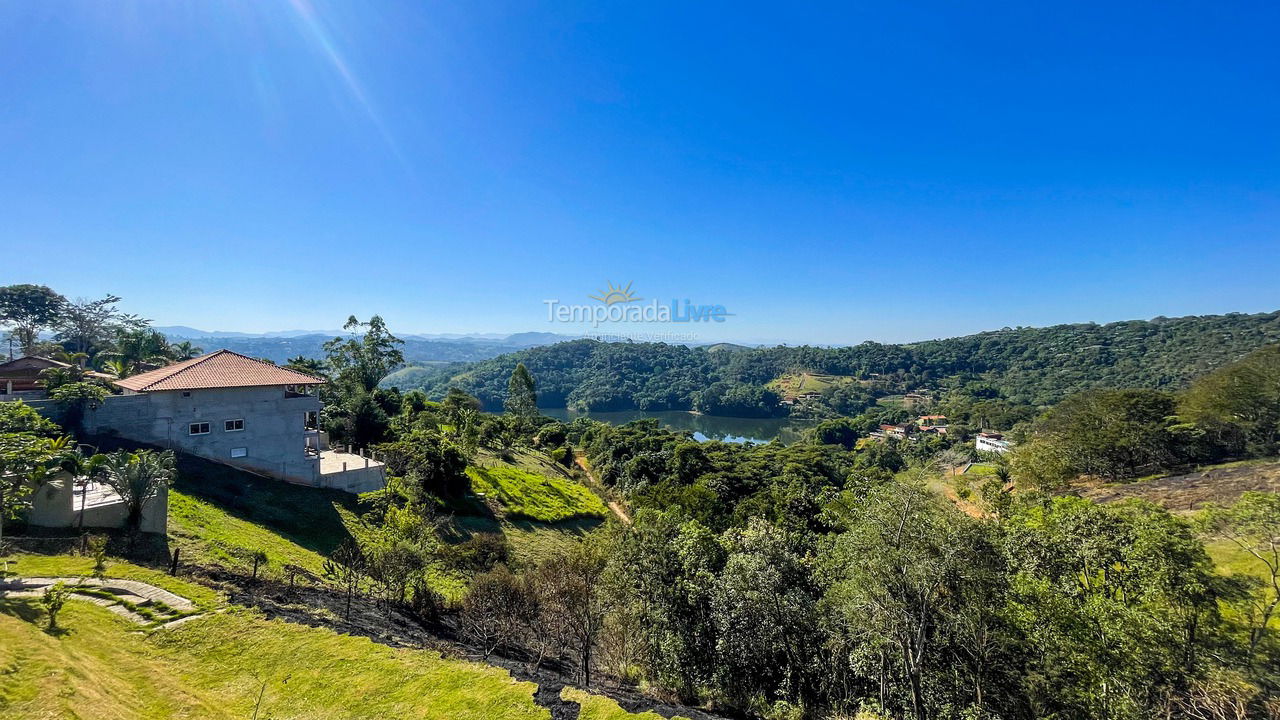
99,328,172,377
53,294,144,356
505,363,538,417
323,316,404,393
0,284,66,355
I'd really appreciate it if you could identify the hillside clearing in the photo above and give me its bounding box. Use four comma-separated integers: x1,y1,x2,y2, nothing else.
467,464,609,523
1079,458,1280,511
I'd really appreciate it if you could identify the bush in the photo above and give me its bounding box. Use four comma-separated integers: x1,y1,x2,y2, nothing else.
439,533,510,573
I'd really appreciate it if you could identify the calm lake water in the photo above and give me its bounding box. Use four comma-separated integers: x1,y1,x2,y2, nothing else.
539,408,816,444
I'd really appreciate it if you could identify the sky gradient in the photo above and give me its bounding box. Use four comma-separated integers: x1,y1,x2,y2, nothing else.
2,1,1278,345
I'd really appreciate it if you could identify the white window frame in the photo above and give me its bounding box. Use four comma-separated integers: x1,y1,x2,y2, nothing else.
230,447,248,458
188,422,210,436
224,418,245,432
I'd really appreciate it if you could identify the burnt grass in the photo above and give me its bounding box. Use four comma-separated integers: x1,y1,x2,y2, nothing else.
198,566,729,720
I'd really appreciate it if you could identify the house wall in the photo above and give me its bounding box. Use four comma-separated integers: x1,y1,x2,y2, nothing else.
321,465,386,494
26,474,167,534
83,387,322,484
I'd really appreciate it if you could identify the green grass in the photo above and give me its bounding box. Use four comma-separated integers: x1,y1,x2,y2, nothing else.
169,454,361,558
168,490,333,577
0,596,551,719
963,463,999,476
467,464,608,523
766,371,858,397
561,687,690,720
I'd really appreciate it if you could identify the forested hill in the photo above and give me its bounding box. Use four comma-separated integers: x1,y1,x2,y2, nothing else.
384,310,1280,414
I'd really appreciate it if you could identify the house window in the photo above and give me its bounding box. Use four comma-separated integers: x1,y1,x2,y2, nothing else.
182,391,192,398
230,447,248,458
224,419,244,432
188,422,210,435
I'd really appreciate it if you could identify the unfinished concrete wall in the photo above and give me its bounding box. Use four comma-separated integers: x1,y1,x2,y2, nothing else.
26,473,167,535
83,387,322,485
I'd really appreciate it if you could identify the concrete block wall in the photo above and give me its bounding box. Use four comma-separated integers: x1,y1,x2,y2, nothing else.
83,387,322,485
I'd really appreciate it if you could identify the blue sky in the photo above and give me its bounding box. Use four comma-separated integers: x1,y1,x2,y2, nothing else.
2,1,1277,345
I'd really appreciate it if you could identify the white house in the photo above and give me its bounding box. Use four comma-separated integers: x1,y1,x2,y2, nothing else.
975,432,1012,454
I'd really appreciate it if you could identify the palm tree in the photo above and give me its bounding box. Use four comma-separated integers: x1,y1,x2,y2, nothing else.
37,365,84,391
88,449,175,550
169,341,203,361
97,328,172,377
97,357,130,378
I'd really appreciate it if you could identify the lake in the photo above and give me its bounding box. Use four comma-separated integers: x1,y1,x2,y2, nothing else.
538,408,816,444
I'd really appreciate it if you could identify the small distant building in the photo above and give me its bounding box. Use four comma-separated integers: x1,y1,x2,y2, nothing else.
880,423,910,439
917,414,948,434
976,432,1012,454
0,356,113,401
76,350,385,494
902,393,931,410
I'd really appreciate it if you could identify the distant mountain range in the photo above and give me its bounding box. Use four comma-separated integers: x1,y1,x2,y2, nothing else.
155,326,579,344
153,327,760,367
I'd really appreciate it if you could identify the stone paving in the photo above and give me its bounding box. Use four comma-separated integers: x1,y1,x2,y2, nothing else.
0,576,202,626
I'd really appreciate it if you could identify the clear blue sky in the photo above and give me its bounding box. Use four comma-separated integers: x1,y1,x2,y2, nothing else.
2,1,1277,345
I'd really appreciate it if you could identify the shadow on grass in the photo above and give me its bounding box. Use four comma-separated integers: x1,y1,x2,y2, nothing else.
86,434,358,558
446,514,603,544
0,597,45,625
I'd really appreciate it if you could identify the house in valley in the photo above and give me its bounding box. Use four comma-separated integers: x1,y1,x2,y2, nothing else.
916,414,948,434
79,350,384,493
975,431,1012,454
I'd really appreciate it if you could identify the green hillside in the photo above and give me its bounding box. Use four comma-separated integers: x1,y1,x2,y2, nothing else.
0,572,544,720
388,310,1280,413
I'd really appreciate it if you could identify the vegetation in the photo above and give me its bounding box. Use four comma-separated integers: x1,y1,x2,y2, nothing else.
466,465,608,523
0,593,552,719
1012,343,1280,487
394,310,1280,416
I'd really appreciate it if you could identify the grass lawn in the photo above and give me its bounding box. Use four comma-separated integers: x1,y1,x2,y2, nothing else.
467,465,608,523
963,463,999,476
169,453,361,558
562,687,691,720
168,489,332,577
0,597,550,720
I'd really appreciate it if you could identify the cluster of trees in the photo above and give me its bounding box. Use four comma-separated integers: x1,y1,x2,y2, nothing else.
397,310,1280,418
1012,343,1280,488
0,284,204,373
438,437,1280,718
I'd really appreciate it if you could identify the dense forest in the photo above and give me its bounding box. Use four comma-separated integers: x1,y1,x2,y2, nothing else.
389,310,1280,416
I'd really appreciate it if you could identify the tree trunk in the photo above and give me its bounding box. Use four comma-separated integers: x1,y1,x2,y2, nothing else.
902,640,926,720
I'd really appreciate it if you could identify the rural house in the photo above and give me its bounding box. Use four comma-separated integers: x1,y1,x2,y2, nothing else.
78,350,384,493
0,355,113,401
976,431,1012,454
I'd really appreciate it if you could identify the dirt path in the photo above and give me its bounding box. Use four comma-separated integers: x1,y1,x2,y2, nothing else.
575,454,631,525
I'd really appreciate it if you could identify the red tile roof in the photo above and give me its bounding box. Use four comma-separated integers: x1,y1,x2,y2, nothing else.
113,350,325,392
